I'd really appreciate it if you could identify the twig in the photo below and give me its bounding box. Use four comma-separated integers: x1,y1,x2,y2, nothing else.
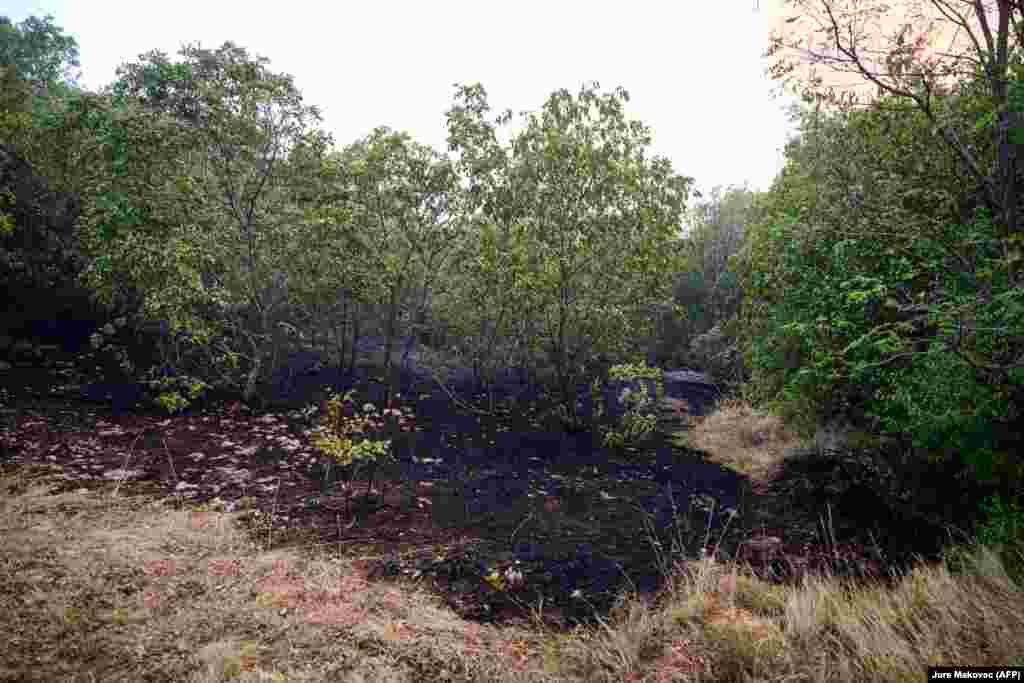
268,476,281,548
111,430,145,498
162,437,179,485
509,511,535,545
425,364,498,417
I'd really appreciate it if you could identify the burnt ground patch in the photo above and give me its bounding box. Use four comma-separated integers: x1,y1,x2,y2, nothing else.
0,346,961,628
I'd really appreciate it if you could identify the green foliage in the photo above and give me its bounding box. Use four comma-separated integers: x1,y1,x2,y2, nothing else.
598,363,664,453
0,15,81,155
975,494,1024,585
734,84,1022,496
588,377,606,424
608,362,664,383
321,127,458,399
154,391,189,414
976,494,1024,549
0,64,32,145
442,82,692,414
146,373,209,415
0,14,80,89
602,401,658,451
675,185,756,350
69,42,334,397
18,88,213,340
0,188,15,237
310,390,394,469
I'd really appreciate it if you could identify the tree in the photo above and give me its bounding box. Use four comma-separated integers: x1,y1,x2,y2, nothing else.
657,186,758,379
326,127,459,405
0,14,79,91
0,14,81,161
733,91,1023,493
767,0,1024,296
683,186,757,327
85,42,330,401
761,1,1023,475
438,84,543,394
274,140,365,372
444,83,694,420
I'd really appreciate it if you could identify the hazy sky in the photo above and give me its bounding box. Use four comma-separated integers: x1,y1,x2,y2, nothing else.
6,0,798,195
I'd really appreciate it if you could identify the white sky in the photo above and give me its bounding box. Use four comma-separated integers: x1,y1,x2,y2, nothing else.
6,0,797,196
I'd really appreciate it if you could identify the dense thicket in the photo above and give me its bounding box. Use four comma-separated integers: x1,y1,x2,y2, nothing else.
747,0,1024,502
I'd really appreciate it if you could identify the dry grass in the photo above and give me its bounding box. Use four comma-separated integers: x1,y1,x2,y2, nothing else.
2,394,1022,683
676,397,806,483
554,547,1024,682
0,464,550,682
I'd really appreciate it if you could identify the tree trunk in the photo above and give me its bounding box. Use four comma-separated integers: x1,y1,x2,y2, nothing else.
382,276,404,408
242,351,262,404
349,302,361,376
336,297,350,374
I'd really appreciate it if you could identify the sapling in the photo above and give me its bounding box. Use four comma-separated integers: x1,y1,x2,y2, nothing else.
147,372,210,414
596,362,665,453
310,389,415,517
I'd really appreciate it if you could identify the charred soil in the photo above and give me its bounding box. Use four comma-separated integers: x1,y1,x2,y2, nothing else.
0,349,960,628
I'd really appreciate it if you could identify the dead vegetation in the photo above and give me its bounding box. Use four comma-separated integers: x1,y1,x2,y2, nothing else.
2,397,1021,682
676,397,804,485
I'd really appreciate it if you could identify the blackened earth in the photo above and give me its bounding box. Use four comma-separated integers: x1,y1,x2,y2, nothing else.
2,340,969,627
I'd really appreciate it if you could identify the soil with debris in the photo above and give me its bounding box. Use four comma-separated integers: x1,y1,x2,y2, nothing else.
0,344,955,627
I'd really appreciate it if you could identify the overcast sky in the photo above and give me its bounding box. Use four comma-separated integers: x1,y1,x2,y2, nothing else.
6,0,798,196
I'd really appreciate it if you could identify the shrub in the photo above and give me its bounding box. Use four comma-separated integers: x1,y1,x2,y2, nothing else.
598,362,664,453
689,321,747,390
310,390,415,510
145,371,209,415
975,494,1024,585
311,390,392,468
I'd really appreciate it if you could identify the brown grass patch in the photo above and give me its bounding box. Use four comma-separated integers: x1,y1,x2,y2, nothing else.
2,456,1022,682
0,464,549,681
678,397,806,485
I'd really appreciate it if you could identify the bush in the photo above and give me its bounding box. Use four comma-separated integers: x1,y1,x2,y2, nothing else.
595,362,664,453
689,322,746,391
145,371,209,415
975,494,1024,585
309,390,415,510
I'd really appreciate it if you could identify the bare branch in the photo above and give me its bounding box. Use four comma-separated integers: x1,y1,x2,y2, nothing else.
931,0,988,68
973,0,998,58
797,0,999,207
